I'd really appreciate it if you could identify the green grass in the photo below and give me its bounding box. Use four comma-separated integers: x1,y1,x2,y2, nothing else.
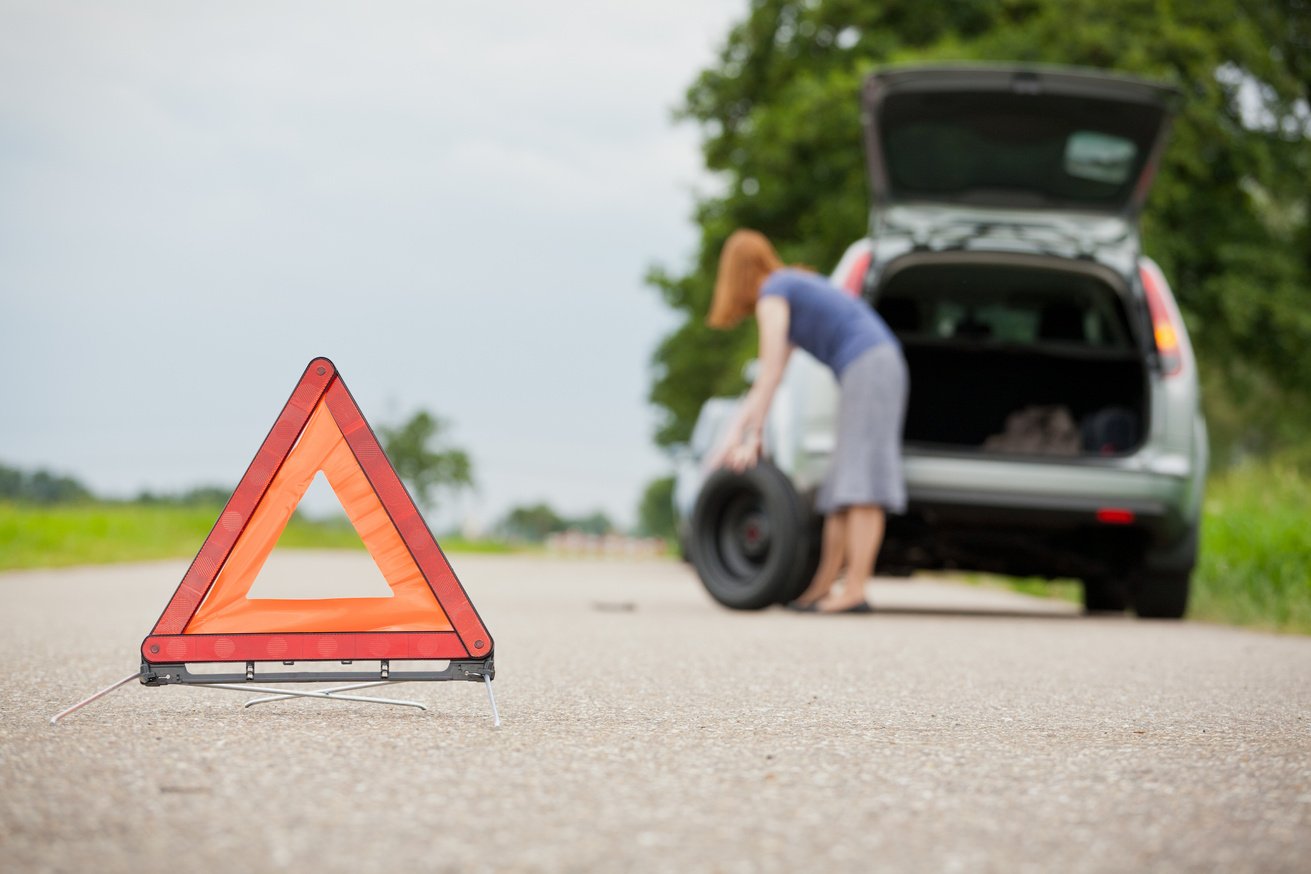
6,461,1308,635
0,502,510,571
1190,460,1311,635
975,574,1082,604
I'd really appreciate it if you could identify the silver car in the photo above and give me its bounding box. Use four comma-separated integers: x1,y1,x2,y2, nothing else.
675,65,1207,618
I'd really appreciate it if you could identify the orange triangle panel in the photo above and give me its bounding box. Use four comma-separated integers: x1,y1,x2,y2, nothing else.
141,358,492,665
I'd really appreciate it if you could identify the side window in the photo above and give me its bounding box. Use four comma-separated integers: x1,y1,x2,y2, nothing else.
934,302,963,339
978,304,1037,343
1085,310,1106,346
928,302,1038,343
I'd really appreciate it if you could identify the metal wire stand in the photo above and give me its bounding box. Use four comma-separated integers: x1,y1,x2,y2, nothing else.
50,658,500,727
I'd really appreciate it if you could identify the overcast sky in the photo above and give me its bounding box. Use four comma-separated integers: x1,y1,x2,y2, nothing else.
0,1,745,530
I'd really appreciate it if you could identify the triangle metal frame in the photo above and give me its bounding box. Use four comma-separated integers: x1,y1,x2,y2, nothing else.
50,358,499,726
140,357,493,669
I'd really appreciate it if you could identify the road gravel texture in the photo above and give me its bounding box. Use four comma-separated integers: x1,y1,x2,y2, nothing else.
1,552,1308,873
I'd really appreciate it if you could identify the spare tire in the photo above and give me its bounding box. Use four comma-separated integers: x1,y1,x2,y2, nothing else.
688,460,819,610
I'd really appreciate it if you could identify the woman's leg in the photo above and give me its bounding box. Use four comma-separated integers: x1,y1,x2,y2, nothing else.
819,504,885,612
792,510,847,605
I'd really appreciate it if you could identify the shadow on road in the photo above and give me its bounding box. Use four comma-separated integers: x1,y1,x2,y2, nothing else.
848,605,1090,622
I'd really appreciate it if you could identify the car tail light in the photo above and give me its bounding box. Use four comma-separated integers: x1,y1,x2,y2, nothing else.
1140,261,1183,377
1096,508,1136,525
841,249,872,297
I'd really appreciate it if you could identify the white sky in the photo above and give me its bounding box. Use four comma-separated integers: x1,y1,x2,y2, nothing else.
0,0,745,530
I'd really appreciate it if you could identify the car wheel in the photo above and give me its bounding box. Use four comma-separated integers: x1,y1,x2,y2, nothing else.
688,460,817,610
1133,570,1190,619
1132,526,1197,619
1082,577,1129,614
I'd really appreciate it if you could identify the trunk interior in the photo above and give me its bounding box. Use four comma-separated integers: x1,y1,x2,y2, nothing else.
875,260,1147,456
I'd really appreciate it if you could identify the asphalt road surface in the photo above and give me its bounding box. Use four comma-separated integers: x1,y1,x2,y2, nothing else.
2,552,1308,873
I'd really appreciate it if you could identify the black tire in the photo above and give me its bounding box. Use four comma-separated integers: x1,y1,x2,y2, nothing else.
1082,577,1130,614
1133,571,1191,619
1132,525,1198,619
688,461,818,610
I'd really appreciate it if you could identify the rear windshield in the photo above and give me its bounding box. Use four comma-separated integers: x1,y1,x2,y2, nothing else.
881,92,1163,210
876,264,1134,350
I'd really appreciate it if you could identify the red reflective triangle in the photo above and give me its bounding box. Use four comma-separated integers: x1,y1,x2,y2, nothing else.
141,358,492,665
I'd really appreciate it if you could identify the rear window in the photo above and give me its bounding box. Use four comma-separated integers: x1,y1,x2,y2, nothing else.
881,92,1161,209
876,264,1133,349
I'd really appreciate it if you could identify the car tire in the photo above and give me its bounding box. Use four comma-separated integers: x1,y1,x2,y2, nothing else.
1132,570,1191,619
1082,576,1129,614
1132,526,1198,619
688,460,817,610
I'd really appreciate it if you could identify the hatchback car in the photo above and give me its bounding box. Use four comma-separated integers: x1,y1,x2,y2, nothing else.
675,65,1207,618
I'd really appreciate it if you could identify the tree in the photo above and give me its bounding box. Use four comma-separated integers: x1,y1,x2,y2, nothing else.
648,0,1311,461
636,476,677,540
498,502,568,542
0,462,93,504
135,485,233,506
377,411,473,513
570,511,615,537
496,504,616,541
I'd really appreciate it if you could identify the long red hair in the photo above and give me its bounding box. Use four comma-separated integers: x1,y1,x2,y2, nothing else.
707,229,783,329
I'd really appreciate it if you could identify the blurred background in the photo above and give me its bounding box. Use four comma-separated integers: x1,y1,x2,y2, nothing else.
0,0,741,536
646,0,1310,465
3,1,1308,629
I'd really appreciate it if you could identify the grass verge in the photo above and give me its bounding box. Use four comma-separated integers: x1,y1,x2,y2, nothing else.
0,502,510,571
965,574,1082,604
1190,460,1311,635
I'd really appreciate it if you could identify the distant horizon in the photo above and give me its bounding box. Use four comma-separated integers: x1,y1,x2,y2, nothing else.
1,452,644,534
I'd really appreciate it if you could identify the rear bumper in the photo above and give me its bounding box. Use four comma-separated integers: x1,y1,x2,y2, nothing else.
870,452,1200,579
907,484,1169,533
902,451,1195,532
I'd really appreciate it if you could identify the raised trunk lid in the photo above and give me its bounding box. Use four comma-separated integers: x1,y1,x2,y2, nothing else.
863,66,1180,217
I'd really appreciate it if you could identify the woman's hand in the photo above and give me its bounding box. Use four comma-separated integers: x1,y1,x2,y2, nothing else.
725,430,762,472
704,427,757,472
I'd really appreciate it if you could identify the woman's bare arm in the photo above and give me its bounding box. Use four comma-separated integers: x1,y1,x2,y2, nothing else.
713,295,792,472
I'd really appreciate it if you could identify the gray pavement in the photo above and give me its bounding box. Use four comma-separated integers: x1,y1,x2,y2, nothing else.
1,552,1308,873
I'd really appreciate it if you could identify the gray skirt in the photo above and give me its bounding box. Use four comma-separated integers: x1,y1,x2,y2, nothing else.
815,343,909,515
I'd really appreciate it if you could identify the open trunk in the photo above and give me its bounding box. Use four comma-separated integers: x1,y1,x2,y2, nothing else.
862,66,1179,216
876,257,1148,457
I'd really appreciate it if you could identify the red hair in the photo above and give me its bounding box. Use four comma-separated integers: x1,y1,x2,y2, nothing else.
707,229,783,329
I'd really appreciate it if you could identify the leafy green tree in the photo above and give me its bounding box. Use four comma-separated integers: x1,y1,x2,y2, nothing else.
0,464,21,500
498,502,568,542
377,411,473,513
0,462,93,504
570,511,615,537
180,485,235,506
496,504,616,541
636,476,677,539
648,0,1311,461
135,485,233,506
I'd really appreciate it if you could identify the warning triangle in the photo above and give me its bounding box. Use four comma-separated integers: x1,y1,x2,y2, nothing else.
141,358,492,666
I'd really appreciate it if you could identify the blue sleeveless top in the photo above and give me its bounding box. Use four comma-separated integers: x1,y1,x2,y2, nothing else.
759,268,896,375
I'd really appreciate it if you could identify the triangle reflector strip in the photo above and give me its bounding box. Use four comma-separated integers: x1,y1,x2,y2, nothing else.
141,358,492,665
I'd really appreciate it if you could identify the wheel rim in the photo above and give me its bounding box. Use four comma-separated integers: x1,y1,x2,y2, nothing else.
714,491,772,582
